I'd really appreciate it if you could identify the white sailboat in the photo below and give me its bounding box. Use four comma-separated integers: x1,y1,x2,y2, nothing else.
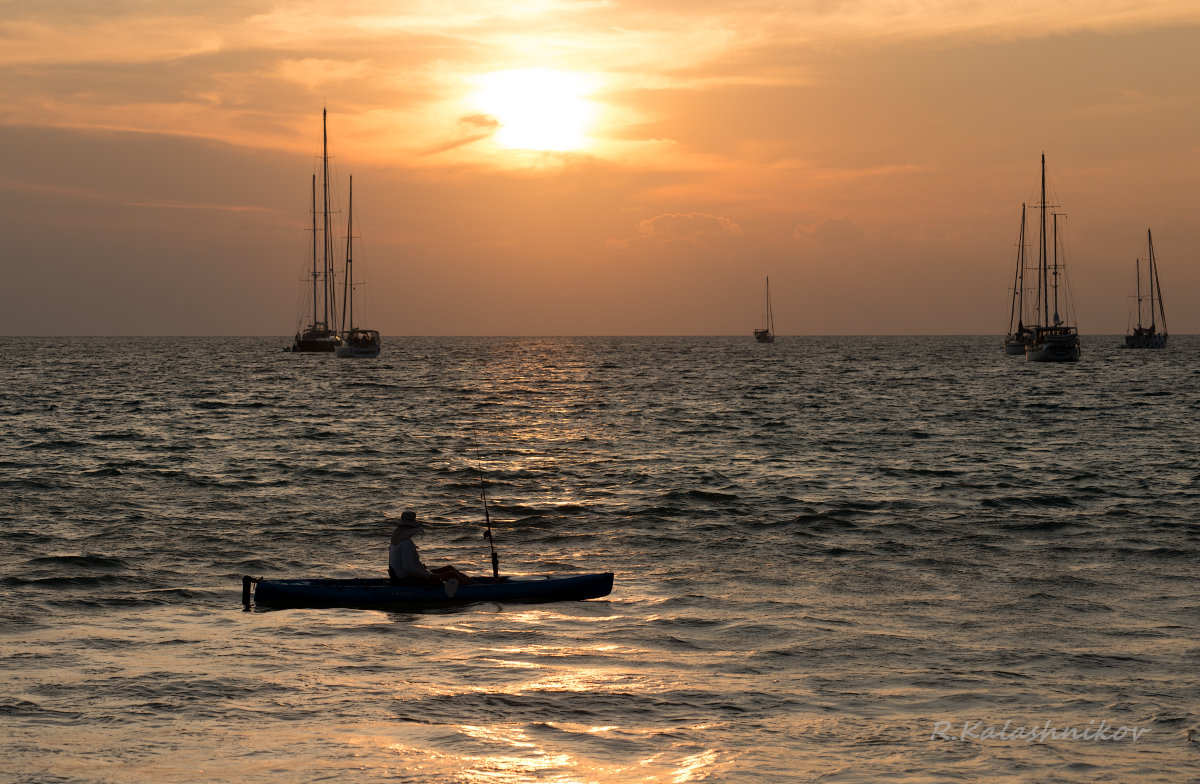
1026,154,1080,362
1003,203,1034,354
1125,229,1168,349
289,108,341,353
335,175,381,358
754,277,775,343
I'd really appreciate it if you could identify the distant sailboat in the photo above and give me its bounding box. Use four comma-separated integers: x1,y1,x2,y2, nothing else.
335,176,381,358
1026,154,1080,362
1003,203,1034,354
289,108,341,353
1125,229,1168,349
754,277,775,343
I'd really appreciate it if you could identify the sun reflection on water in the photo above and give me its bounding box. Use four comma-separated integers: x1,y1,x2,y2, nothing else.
445,723,723,784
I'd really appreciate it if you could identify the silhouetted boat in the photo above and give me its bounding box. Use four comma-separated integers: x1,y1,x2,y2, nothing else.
289,109,341,353
335,176,381,358
336,328,381,358
243,572,614,609
1003,203,1035,354
1026,154,1080,362
754,276,775,343
1125,229,1168,349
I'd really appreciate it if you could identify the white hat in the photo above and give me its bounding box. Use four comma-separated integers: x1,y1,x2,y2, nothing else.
389,510,426,541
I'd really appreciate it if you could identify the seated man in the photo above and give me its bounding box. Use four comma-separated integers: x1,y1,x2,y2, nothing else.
387,511,476,586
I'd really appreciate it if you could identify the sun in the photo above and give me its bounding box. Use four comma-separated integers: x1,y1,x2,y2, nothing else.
469,68,597,152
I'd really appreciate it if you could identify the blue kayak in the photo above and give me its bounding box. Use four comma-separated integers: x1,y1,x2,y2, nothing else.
244,572,613,609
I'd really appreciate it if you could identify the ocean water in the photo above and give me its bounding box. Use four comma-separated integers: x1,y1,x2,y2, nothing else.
1,335,1198,783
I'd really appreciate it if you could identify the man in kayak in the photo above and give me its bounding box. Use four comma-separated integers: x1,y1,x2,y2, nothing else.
388,511,477,586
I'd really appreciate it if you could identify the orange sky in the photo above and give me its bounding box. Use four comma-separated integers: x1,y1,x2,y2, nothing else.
2,1,1198,335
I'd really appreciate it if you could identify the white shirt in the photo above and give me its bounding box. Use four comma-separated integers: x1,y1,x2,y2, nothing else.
388,537,433,579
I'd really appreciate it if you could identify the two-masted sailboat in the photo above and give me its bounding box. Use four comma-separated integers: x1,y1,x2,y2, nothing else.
1125,229,1168,349
289,109,342,353
754,277,775,343
335,176,381,358
1003,203,1033,354
1025,154,1080,362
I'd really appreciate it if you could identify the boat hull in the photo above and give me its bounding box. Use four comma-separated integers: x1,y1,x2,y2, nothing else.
1125,331,1167,349
1026,329,1080,362
335,329,381,358
335,344,381,358
753,329,774,343
1003,329,1032,355
291,339,339,353
246,573,614,609
290,328,340,353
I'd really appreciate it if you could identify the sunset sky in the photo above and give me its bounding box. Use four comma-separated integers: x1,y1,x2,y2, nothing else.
2,0,1198,336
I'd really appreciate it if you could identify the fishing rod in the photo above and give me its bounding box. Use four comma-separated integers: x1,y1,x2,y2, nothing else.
474,433,501,581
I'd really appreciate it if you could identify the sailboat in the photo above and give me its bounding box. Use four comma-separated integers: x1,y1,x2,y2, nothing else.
1026,154,1080,362
1125,229,1168,349
289,109,341,353
335,176,381,358
1003,203,1034,354
754,276,775,343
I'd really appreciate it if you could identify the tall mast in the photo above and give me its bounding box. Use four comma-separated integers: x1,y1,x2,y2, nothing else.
1147,229,1155,331
1149,228,1167,333
1039,154,1048,327
1134,256,1143,330
1052,212,1061,327
311,173,318,328
322,107,336,331
765,277,774,335
342,175,354,333
1009,203,1027,333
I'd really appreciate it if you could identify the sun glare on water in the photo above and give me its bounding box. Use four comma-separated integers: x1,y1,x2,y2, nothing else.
469,68,598,152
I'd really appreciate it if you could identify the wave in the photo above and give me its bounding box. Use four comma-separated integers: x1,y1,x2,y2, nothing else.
26,554,133,570
191,400,268,409
661,489,740,502
983,495,1079,510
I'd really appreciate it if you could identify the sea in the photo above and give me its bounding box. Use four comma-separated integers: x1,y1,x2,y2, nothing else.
1,335,1198,784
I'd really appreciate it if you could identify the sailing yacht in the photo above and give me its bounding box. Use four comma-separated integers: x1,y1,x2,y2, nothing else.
289,109,341,353
335,176,381,358
1125,229,1168,349
1003,203,1034,354
754,277,775,343
1026,154,1080,362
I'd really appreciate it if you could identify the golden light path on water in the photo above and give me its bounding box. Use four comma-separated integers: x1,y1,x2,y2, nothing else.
330,608,727,783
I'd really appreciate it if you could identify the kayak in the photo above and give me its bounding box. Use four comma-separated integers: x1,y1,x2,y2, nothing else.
243,572,614,609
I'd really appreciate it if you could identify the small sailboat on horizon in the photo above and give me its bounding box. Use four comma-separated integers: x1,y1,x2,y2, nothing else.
754,276,775,343
1125,228,1168,349
1003,203,1034,354
335,175,381,358
1025,154,1080,363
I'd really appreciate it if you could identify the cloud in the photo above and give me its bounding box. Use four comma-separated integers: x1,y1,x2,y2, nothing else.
611,211,744,250
416,113,500,156
794,216,866,244
640,211,743,240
